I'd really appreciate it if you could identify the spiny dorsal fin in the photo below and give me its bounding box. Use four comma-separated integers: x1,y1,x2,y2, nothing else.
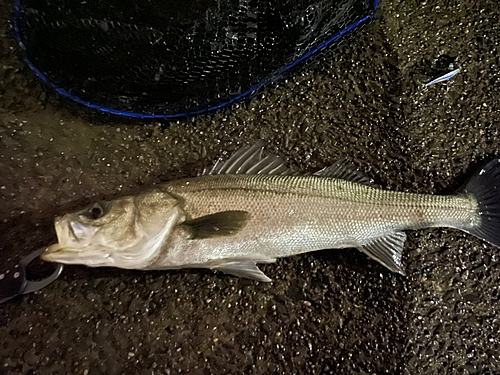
314,158,374,186
358,231,406,274
202,142,293,176
181,211,249,239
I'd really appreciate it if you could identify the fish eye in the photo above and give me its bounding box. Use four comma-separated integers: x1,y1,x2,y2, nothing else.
87,203,105,220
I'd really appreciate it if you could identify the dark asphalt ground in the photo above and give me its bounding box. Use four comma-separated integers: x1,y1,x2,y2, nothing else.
1,0,500,374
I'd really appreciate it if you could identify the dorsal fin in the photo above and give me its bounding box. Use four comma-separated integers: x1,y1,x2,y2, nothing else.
313,158,373,186
202,142,293,176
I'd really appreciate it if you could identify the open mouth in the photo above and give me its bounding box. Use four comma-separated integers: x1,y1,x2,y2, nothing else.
44,218,112,266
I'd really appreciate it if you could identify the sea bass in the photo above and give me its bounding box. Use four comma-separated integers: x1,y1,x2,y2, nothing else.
42,144,500,281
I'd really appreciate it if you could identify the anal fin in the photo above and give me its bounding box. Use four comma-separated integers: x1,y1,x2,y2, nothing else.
358,232,406,275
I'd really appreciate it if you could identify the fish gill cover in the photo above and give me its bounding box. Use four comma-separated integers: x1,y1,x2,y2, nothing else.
13,0,377,119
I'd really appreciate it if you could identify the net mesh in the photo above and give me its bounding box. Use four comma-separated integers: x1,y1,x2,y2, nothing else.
13,0,376,118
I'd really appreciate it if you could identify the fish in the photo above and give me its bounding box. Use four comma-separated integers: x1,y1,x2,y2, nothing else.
42,143,500,282
425,68,460,87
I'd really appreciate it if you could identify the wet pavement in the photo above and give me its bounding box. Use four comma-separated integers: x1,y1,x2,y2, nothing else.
1,0,500,374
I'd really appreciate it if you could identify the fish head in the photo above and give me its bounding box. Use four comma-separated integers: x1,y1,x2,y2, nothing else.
42,190,182,268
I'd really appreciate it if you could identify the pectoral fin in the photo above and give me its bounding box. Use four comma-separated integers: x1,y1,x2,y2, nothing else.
211,260,273,282
181,211,249,239
358,232,406,275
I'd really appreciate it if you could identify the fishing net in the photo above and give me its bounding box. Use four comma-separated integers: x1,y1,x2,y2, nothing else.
13,0,377,119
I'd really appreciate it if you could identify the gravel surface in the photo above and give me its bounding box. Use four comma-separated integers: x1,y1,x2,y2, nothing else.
1,0,499,374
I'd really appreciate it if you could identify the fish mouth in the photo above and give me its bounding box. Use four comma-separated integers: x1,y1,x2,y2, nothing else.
42,243,113,267
41,243,67,262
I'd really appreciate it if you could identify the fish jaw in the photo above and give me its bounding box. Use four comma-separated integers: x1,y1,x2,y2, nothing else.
42,243,114,267
42,216,115,266
40,211,116,266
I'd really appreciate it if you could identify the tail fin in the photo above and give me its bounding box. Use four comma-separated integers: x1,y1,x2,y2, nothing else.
463,158,500,247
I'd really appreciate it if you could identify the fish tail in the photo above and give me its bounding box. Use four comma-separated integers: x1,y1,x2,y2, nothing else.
462,158,500,247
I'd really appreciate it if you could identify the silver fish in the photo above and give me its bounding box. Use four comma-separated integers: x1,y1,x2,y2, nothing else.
42,144,500,282
425,68,460,87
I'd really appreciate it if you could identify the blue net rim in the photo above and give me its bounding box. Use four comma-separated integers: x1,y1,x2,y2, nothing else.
12,0,379,120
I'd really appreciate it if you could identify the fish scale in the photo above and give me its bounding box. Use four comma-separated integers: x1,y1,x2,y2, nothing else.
158,174,477,267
